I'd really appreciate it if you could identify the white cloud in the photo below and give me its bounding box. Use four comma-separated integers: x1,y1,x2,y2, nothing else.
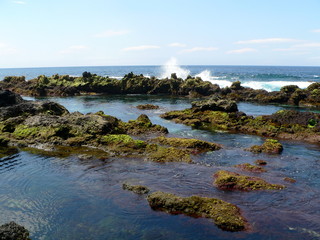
294,42,320,48
94,30,130,38
180,47,218,53
227,48,257,54
13,1,26,4
59,45,87,54
311,29,320,33
168,42,187,48
236,38,299,44
122,45,160,51
0,42,18,55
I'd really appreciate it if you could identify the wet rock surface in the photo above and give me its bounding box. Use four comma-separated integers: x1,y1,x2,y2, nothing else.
213,170,285,191
161,101,320,143
0,221,31,240
122,183,150,194
246,139,283,154
147,191,248,232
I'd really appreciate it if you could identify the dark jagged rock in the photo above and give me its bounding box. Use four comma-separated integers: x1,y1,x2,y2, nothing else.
213,170,285,191
191,97,238,112
147,191,248,232
255,159,267,165
0,90,24,107
246,139,283,154
0,221,31,240
122,183,150,194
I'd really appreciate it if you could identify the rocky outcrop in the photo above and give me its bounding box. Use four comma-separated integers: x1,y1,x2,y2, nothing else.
234,163,266,173
0,221,31,240
191,97,238,112
246,139,283,154
0,90,205,163
136,104,160,110
147,191,248,232
152,136,222,153
161,102,320,144
122,183,150,194
213,170,285,191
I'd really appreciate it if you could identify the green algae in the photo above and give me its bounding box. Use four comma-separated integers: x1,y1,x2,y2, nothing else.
147,191,248,232
234,163,266,173
213,170,285,191
146,144,192,163
122,183,150,194
152,136,221,153
247,139,283,154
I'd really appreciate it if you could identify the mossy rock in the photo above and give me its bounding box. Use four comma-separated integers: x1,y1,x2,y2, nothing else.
122,183,150,194
234,163,266,173
136,104,160,110
152,136,221,153
100,134,147,154
147,191,248,232
254,159,267,165
146,144,192,163
213,170,285,191
246,139,283,154
125,114,168,135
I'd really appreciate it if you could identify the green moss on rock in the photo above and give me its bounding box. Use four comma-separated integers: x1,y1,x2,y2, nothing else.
213,170,285,191
122,183,150,194
152,136,221,153
146,144,192,163
147,191,248,232
247,139,283,154
234,163,266,173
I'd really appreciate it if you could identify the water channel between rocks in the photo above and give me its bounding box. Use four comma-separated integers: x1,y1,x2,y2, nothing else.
0,95,320,240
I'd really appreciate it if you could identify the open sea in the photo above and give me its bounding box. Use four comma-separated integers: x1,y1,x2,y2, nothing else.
0,64,320,239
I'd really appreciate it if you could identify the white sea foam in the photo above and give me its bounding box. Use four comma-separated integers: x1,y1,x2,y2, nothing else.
160,57,190,79
195,70,212,81
159,58,316,91
242,81,315,92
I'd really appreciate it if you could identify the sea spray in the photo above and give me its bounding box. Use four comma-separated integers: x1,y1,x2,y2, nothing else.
160,57,190,79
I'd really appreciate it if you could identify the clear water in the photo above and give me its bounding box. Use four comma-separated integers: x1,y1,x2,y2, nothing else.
1,95,320,240
1,65,320,91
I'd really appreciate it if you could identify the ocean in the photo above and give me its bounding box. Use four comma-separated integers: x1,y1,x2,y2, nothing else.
1,63,320,92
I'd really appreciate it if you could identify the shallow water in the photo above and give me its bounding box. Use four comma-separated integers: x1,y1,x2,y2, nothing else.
1,95,320,240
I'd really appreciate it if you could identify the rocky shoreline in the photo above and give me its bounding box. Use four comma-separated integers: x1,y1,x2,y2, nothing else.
0,89,298,234
1,72,320,108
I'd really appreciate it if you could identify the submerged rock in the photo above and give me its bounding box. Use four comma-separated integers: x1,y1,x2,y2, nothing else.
0,221,31,240
136,104,160,110
246,139,283,154
213,170,285,191
283,177,296,183
147,191,248,232
234,163,266,173
122,183,150,194
254,159,267,165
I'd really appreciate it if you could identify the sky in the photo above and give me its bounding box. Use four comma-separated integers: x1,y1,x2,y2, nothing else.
0,0,320,68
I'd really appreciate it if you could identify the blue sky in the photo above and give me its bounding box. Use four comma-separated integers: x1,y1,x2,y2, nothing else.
0,0,320,68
